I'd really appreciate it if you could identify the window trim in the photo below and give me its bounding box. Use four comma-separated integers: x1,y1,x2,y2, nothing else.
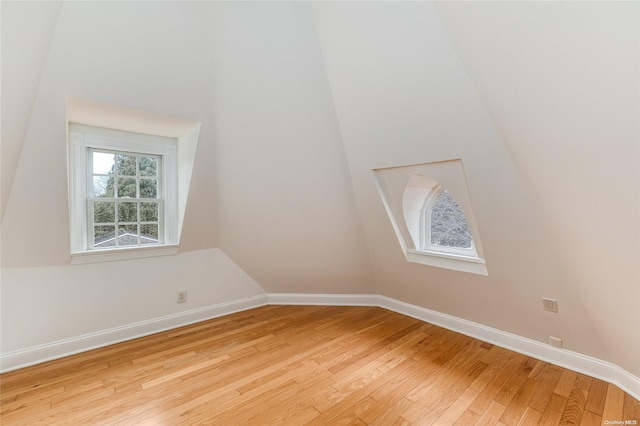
69,124,178,264
372,159,488,276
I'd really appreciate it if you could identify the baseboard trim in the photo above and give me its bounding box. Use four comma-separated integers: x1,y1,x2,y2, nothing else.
268,293,379,306
2,292,638,401
376,295,640,401
0,294,269,373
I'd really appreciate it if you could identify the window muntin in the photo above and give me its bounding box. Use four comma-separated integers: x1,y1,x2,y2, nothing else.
87,149,163,249
69,123,179,263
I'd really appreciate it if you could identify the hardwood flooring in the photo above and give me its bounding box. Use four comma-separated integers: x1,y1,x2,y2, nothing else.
1,305,639,425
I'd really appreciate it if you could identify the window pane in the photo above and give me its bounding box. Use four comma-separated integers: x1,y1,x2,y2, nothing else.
140,179,157,198
94,225,115,247
118,224,139,246
140,156,158,177
117,178,137,198
116,154,137,176
141,202,158,222
92,175,113,197
94,202,115,223
92,152,115,175
430,190,472,249
141,224,159,244
117,202,137,223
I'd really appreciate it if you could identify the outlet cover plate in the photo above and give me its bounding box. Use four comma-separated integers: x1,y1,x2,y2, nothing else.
543,298,558,313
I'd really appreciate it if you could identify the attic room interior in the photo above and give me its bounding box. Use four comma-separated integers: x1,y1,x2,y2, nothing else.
1,1,639,424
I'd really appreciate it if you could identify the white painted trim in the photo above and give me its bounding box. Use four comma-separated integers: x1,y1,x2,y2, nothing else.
372,162,488,276
0,294,268,373
2,292,638,401
71,245,178,264
376,296,640,401
406,249,488,276
268,293,379,306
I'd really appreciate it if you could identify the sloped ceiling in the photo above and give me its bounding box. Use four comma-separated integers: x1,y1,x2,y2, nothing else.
435,0,639,382
1,1,638,378
1,1,62,220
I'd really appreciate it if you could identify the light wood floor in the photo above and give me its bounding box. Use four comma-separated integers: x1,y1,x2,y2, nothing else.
1,305,639,425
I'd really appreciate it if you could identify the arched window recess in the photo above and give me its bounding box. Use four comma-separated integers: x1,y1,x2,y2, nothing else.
373,160,487,275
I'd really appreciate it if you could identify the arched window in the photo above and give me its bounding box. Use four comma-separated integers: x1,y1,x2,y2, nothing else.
422,187,476,257
375,160,487,275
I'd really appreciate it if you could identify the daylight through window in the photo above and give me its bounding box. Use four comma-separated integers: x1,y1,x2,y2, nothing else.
68,123,178,262
89,149,163,249
427,189,473,250
375,160,487,275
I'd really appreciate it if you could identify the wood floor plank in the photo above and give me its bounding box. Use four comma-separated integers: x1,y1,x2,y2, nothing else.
555,370,579,398
602,383,625,424
623,392,640,423
540,393,569,425
558,387,587,425
516,406,543,425
499,377,540,426
579,409,603,426
1,305,638,425
475,400,507,425
585,377,609,415
432,387,479,426
528,364,565,412
467,351,527,416
453,408,481,426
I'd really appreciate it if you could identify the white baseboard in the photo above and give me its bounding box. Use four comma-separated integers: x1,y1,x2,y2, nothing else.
2,292,638,401
0,294,269,373
268,293,379,306
267,293,640,400
377,295,640,401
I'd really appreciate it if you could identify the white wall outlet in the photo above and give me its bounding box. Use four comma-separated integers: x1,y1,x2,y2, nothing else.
549,336,563,348
177,290,187,304
542,298,558,313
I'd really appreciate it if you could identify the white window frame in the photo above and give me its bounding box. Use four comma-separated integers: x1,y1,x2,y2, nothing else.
69,124,178,264
373,160,488,276
420,186,478,258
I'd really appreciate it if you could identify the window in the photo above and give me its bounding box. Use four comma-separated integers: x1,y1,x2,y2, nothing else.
373,160,487,275
89,149,163,249
69,123,178,263
421,187,477,257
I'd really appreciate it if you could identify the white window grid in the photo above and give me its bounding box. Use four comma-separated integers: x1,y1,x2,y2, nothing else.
87,148,164,249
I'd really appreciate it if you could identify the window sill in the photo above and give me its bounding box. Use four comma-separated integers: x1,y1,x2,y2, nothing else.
406,249,488,276
71,245,178,265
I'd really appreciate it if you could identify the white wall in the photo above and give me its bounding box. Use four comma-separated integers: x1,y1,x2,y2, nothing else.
313,2,610,363
209,3,375,294
2,1,218,269
1,1,62,221
0,2,265,367
435,0,640,380
1,249,265,356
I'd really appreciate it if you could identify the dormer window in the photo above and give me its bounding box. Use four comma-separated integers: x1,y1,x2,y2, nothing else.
65,97,201,265
69,123,178,263
373,160,487,275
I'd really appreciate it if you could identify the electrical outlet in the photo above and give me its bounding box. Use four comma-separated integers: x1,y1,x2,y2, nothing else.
542,298,558,313
549,336,563,348
177,290,187,304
